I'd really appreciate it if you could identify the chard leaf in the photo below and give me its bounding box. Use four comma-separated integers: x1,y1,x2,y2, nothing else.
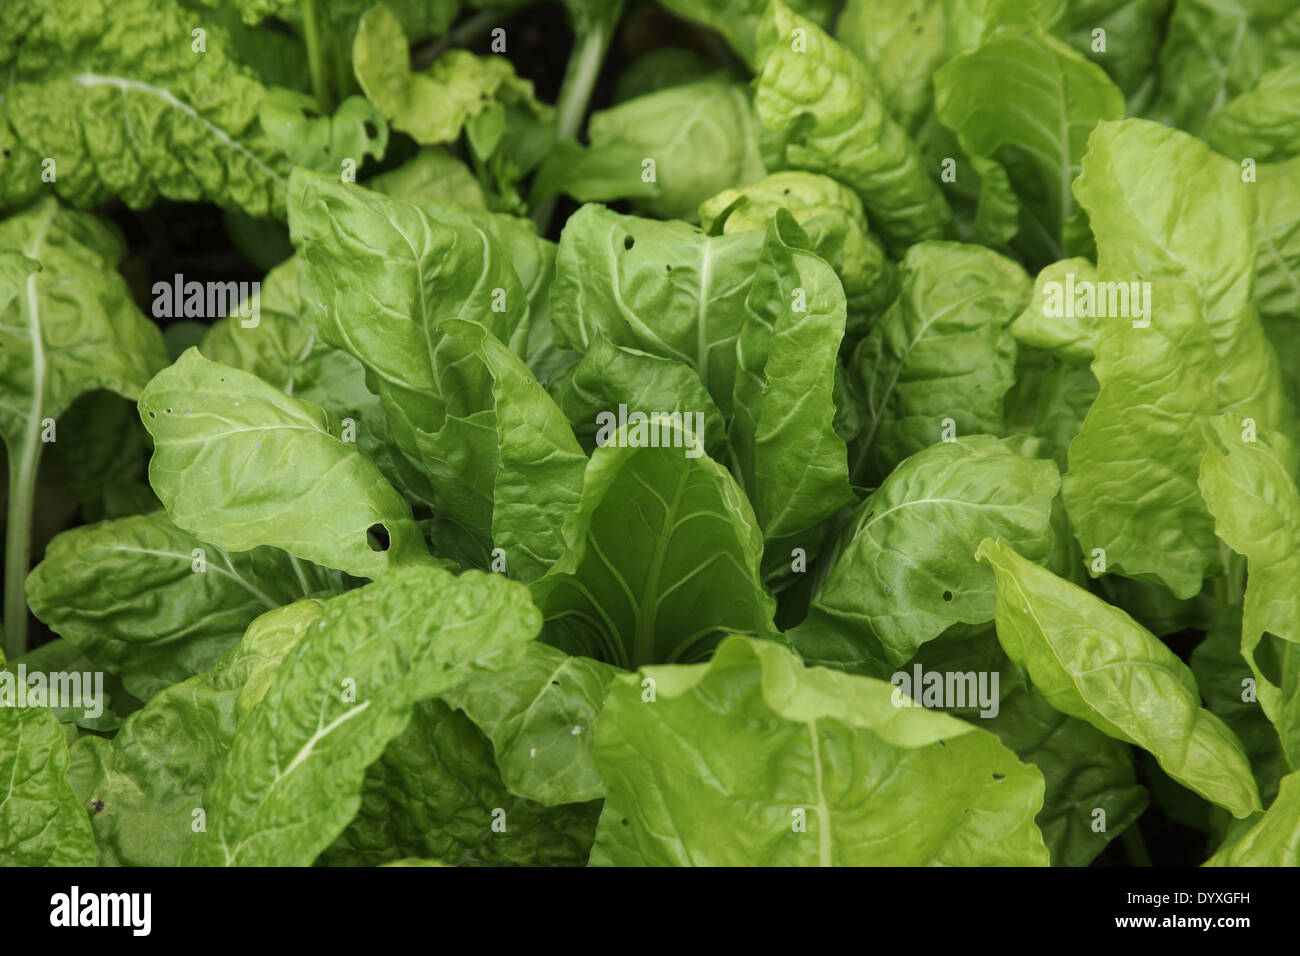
1202,62,1300,163
656,0,838,67
976,537,1261,818
0,644,97,864
184,566,538,866
442,641,623,806
532,425,777,670
1206,769,1300,866
26,511,332,700
551,203,763,419
0,0,295,216
1254,156,1300,325
933,26,1125,264
1062,119,1293,598
797,436,1059,671
322,698,600,866
0,199,168,656
699,170,896,334
66,600,325,866
550,336,728,457
138,348,429,579
906,630,1148,867
848,241,1031,485
732,212,855,566
590,635,1049,865
1010,258,1099,363
582,78,767,222
1190,608,1287,806
353,4,548,146
752,0,951,253
1198,414,1300,769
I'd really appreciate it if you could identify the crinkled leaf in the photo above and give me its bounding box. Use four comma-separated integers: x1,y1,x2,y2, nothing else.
848,241,1030,485
184,566,539,866
26,511,332,700
753,1,950,253
590,635,1049,865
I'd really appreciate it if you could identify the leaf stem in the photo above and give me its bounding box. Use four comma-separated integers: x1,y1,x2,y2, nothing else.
1121,823,1152,866
412,7,506,71
529,25,611,235
301,0,331,112
4,441,40,660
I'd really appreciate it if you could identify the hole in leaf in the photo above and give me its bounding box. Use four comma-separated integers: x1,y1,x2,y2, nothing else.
551,680,560,686
90,799,104,815
364,121,378,139
623,235,635,251
992,773,1005,781
148,411,156,418
942,590,953,602
621,819,629,827
366,523,391,552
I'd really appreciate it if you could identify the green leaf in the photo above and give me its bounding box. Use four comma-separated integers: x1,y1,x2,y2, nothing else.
1151,0,1300,136
1206,769,1300,866
138,348,429,579
834,0,948,135
0,690,97,865
366,147,487,210
66,599,325,866
1198,414,1300,770
582,79,767,222
1190,608,1287,806
732,212,855,564
934,26,1125,264
353,4,548,146
797,436,1059,671
26,511,331,700
1253,156,1300,324
590,635,1049,865
0,0,293,216
257,90,388,174
1003,347,1098,472
976,537,1261,818
184,566,539,866
753,0,951,253
550,203,764,420
847,241,1031,485
1203,62,1300,163
699,170,896,339
656,0,838,67
549,335,727,458
441,641,622,805
322,698,600,866
0,199,167,656
906,630,1148,867
1010,258,1099,363
1061,119,1293,598
532,425,777,670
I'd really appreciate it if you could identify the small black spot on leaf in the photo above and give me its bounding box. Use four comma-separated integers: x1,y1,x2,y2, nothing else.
992,773,1005,781
623,235,635,250
90,799,105,815
942,590,953,602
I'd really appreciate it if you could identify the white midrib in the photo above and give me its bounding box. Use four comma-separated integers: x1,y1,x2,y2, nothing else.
72,73,284,185
807,719,832,866
280,700,372,779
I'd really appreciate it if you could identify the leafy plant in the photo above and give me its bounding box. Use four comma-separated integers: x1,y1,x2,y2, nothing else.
2,0,1299,869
